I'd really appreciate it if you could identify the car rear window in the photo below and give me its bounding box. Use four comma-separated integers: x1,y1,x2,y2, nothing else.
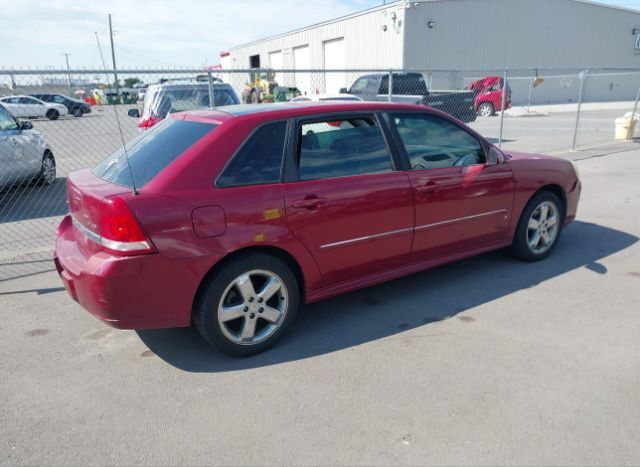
93,119,215,188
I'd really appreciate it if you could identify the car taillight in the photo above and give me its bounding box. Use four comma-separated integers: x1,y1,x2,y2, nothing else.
99,196,154,255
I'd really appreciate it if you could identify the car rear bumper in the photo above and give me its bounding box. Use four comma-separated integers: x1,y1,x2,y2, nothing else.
54,215,199,330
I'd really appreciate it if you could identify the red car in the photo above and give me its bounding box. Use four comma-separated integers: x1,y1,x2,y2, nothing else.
466,76,512,117
54,102,581,356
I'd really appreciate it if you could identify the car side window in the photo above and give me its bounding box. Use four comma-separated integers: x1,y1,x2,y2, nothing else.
19,97,38,105
0,106,18,131
297,116,393,181
217,121,287,187
391,113,485,170
53,96,65,103
350,77,370,93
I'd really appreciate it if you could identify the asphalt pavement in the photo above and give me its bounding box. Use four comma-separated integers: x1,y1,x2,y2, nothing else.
1,140,639,465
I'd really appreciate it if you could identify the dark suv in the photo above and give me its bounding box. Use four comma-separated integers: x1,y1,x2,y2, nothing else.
30,93,91,117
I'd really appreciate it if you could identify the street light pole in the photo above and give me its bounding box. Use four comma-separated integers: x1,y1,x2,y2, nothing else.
108,14,119,99
62,53,71,88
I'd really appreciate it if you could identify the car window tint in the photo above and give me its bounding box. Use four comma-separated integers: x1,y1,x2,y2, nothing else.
392,113,485,169
217,121,286,187
297,116,392,181
0,106,18,131
93,119,215,188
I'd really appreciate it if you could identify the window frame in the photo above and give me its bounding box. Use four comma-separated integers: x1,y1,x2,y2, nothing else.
283,111,402,183
214,118,291,189
383,110,491,172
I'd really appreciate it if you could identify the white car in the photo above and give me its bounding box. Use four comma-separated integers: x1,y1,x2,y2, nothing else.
290,93,364,102
0,103,56,188
0,95,68,120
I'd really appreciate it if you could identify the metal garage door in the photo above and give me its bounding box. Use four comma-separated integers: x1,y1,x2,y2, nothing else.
323,38,346,94
293,45,311,95
269,50,283,70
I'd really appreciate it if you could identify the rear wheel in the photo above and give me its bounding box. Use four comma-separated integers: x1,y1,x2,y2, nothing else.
72,108,84,117
477,102,495,117
193,253,299,356
510,191,564,261
46,109,59,120
37,152,56,186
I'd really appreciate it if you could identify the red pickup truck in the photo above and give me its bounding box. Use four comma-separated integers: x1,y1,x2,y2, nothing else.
466,76,511,117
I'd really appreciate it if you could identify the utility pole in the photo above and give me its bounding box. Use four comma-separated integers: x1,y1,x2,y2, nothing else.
62,53,71,88
108,14,119,98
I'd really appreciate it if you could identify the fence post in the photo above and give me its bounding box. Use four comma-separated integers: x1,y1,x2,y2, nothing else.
627,84,640,140
207,70,214,108
572,69,588,151
388,70,393,103
498,70,508,148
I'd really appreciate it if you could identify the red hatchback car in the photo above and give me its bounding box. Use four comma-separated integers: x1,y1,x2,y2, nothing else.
55,102,581,356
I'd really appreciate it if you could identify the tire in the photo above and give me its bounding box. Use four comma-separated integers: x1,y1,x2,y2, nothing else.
477,102,495,117
509,191,564,262
193,252,300,357
46,109,59,121
72,108,84,117
36,152,56,186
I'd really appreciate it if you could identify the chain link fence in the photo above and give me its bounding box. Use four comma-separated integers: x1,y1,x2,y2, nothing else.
1,67,640,279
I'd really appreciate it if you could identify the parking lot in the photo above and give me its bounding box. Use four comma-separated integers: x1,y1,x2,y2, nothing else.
1,104,639,464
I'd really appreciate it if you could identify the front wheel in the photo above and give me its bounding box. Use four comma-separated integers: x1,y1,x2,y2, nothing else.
510,191,564,261
193,253,299,356
477,102,495,117
46,109,59,120
72,108,84,117
37,152,56,186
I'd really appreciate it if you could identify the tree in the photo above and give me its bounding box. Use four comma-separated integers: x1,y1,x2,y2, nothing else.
123,77,141,88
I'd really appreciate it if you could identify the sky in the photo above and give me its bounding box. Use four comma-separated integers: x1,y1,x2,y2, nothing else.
0,0,639,69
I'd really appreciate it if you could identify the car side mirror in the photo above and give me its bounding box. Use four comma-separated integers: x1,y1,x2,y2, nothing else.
18,119,33,130
487,146,504,165
127,109,140,118
339,87,348,94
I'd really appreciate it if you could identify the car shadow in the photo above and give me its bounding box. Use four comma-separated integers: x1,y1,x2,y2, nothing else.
136,221,638,373
0,177,68,223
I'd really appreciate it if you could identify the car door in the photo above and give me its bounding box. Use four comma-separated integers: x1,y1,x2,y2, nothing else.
283,113,414,286
1,98,24,118
20,97,47,118
386,111,515,262
0,105,23,185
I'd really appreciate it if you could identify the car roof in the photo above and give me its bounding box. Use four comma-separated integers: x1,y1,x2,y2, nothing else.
177,101,432,124
148,82,231,91
2,95,38,99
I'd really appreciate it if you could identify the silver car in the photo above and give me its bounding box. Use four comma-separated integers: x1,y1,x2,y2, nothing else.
0,103,56,188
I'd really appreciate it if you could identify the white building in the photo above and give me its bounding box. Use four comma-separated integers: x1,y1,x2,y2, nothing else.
223,0,640,104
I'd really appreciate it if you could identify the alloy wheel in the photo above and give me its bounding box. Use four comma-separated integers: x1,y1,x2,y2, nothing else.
479,104,493,117
217,269,288,345
527,201,559,254
42,157,56,184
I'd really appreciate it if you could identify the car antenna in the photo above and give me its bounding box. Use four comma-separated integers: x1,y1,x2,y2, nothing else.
96,23,139,195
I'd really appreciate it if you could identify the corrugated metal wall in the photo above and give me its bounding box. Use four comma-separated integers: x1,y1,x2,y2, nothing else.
226,0,640,103
227,2,406,94
404,0,640,70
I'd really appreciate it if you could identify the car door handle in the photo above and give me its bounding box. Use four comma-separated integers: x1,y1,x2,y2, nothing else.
292,197,324,209
415,182,440,195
